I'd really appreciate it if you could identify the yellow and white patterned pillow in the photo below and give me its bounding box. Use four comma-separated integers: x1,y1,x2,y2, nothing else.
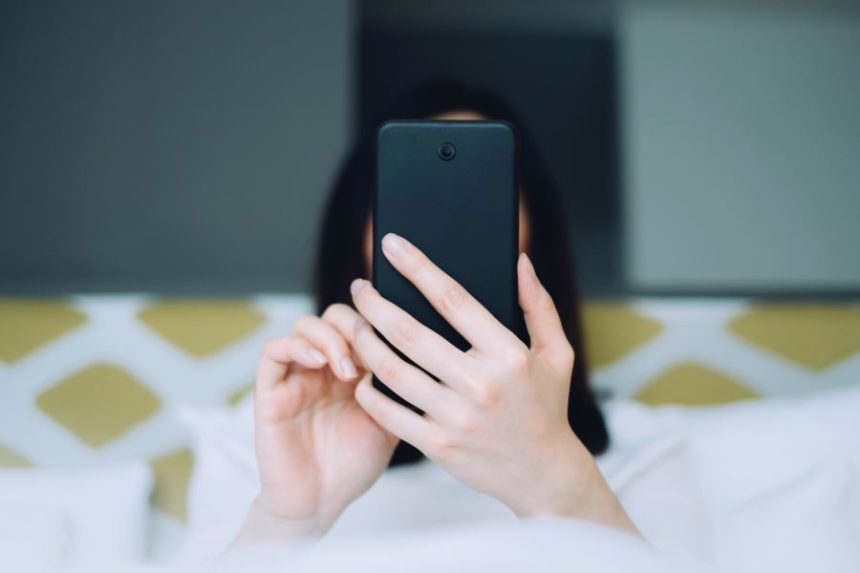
585,300,860,404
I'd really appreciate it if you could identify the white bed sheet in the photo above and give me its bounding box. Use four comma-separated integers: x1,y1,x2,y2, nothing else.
176,384,860,571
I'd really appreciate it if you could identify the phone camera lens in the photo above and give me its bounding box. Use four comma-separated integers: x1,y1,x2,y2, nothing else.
438,143,456,161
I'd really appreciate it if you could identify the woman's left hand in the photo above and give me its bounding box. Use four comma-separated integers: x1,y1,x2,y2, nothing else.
349,233,638,534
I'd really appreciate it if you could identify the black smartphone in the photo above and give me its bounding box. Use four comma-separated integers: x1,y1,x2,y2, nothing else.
373,119,521,410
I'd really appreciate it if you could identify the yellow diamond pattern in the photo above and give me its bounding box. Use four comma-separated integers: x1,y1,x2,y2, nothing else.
583,303,663,367
138,300,265,358
226,381,254,406
729,304,860,370
0,300,86,363
36,364,161,447
0,444,33,467
150,447,193,522
635,361,759,406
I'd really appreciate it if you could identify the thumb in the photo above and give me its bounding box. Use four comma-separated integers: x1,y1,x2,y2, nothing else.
517,253,574,370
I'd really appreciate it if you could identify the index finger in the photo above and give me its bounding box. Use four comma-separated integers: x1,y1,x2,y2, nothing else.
256,336,327,392
379,232,521,352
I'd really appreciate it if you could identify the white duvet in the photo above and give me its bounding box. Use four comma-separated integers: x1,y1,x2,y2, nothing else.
3,383,859,572
175,383,860,573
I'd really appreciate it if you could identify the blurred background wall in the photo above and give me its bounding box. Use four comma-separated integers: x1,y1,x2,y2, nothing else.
1,0,858,297
621,3,860,293
1,0,353,293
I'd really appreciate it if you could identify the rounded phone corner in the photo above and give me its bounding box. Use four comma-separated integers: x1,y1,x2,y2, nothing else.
377,119,416,142
489,119,517,140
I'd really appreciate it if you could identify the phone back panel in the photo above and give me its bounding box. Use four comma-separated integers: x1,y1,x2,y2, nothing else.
373,120,520,405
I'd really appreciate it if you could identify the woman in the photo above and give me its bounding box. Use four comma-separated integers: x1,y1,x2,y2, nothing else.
236,82,638,542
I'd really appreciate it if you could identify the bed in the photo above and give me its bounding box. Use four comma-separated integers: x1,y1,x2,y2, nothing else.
1,295,858,571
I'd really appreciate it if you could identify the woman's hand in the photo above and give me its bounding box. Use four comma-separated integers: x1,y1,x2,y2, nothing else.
349,233,637,534
237,305,398,542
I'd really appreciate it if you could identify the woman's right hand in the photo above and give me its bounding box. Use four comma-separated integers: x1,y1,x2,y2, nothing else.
237,304,398,542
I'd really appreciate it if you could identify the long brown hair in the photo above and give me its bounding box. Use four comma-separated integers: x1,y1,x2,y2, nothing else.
313,81,609,465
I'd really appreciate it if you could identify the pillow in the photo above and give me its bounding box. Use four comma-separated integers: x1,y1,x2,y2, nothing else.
0,502,67,570
681,383,860,512
0,461,153,566
709,462,860,573
676,384,860,571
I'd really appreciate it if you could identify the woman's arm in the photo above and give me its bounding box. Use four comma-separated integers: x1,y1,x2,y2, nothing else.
349,233,639,536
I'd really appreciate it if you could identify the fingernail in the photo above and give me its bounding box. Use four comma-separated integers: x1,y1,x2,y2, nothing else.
382,233,409,259
354,377,369,399
307,348,327,364
340,356,357,379
350,278,367,296
520,252,537,281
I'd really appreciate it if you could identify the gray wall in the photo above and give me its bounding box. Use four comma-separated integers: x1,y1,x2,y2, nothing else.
0,0,352,293
621,3,860,292
5,1,858,296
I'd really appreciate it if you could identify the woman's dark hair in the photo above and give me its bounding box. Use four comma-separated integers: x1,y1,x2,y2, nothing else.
313,81,609,465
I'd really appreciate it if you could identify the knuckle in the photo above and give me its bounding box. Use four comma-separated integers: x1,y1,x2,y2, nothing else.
293,314,316,333
321,303,350,321
391,319,418,347
450,409,478,434
471,380,499,407
558,343,575,368
262,337,285,357
427,429,457,459
408,252,431,277
376,357,401,384
353,316,371,340
437,283,468,313
501,346,530,373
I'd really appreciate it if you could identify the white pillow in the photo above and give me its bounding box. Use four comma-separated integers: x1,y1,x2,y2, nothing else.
709,462,860,573
676,385,860,572
680,384,860,509
0,461,153,567
0,502,67,570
